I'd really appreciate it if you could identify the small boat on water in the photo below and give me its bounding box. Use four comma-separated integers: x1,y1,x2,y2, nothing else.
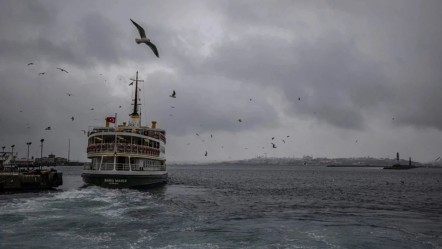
81,71,167,188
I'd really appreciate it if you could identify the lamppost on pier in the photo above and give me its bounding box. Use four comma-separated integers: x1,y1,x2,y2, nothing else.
11,144,15,156
40,139,44,170
26,142,32,170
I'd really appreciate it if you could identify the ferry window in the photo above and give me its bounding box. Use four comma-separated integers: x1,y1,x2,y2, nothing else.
102,157,113,164
104,135,114,144
117,157,125,164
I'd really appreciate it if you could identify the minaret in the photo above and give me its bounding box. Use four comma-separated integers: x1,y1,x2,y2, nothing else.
129,71,144,126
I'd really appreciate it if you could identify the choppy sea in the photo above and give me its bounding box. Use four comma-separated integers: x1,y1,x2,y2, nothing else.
1,164,441,249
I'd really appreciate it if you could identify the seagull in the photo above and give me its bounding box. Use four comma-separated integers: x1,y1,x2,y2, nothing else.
271,143,277,148
27,62,34,66
71,116,75,121
65,92,73,96
129,82,134,86
38,72,45,75
130,19,159,58
119,105,122,108
90,108,94,111
170,90,176,98
205,151,208,156
298,97,301,101
45,126,51,130
238,119,242,122
56,67,69,73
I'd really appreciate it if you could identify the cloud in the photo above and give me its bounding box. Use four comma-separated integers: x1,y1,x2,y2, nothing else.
1,0,442,162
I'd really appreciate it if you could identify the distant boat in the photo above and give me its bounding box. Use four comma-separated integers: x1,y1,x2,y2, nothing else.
81,71,167,188
383,164,416,170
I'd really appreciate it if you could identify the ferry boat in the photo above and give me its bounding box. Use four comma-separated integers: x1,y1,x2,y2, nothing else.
81,72,167,188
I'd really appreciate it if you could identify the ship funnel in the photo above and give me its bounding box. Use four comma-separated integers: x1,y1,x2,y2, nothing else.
151,121,157,129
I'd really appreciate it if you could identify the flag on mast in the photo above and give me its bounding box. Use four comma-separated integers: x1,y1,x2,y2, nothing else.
106,116,116,123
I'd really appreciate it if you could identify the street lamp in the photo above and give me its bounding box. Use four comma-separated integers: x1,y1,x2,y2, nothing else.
26,142,32,170
2,146,4,153
40,139,44,170
11,145,15,168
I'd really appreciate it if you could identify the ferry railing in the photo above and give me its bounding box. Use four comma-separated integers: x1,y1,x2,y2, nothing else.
100,163,115,171
87,143,160,157
130,165,166,171
115,163,130,171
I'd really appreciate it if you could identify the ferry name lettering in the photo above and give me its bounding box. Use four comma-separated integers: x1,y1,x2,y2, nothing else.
104,178,127,183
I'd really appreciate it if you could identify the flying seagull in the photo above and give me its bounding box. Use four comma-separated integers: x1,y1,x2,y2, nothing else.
170,90,176,98
71,116,75,121
238,119,242,122
38,72,45,75
205,151,208,157
130,19,159,58
65,92,73,96
129,81,134,86
56,67,69,73
27,62,34,66
45,126,51,130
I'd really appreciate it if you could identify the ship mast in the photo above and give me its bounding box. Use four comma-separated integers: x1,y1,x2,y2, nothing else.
129,71,144,126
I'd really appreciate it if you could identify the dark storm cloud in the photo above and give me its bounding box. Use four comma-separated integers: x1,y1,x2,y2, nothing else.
75,13,125,66
199,0,442,131
1,0,442,162
203,31,390,130
139,71,279,137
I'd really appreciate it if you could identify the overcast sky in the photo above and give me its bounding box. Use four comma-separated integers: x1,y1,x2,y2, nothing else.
1,0,441,163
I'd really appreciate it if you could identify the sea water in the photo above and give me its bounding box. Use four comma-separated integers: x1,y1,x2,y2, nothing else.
1,165,441,248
